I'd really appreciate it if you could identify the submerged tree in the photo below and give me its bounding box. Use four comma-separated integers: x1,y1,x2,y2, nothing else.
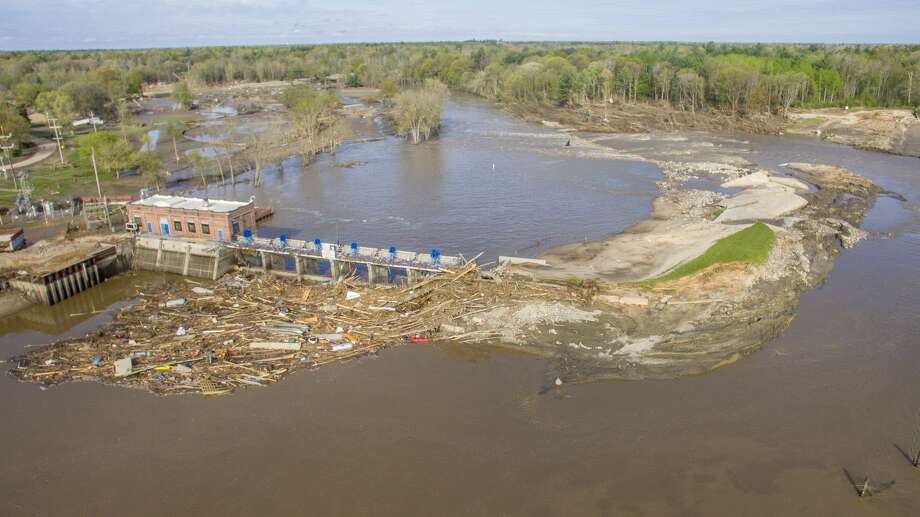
394,79,448,143
186,150,212,196
135,150,165,190
244,132,272,187
172,81,193,110
288,87,337,163
162,119,185,167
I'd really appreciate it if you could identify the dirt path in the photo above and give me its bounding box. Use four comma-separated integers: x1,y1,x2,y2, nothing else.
10,140,57,170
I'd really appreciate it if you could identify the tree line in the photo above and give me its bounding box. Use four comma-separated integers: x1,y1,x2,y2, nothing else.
2,42,918,126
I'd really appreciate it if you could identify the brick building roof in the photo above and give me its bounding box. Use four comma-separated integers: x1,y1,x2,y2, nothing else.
130,195,251,213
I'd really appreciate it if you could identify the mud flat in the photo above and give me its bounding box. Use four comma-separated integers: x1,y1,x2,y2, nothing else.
786,108,920,157
491,149,886,380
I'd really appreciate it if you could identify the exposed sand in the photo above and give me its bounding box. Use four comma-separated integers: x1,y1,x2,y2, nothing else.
0,234,129,278
488,126,882,379
787,108,920,157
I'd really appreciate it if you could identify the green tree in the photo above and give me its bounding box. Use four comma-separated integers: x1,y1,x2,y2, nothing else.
556,71,575,106
13,83,42,110
125,70,144,96
713,63,758,116
60,80,110,118
290,88,336,161
378,79,398,105
0,109,32,148
135,150,165,188
395,79,447,143
76,131,133,178
172,81,193,109
281,84,318,108
35,90,77,126
116,99,134,144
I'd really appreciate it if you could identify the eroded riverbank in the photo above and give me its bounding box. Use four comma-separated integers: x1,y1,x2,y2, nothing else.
5,95,914,389
2,93,920,515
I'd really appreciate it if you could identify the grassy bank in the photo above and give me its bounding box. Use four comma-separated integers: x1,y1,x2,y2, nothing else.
645,223,776,285
0,148,150,205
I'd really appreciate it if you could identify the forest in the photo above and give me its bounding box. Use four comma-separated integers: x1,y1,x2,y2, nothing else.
1,41,919,145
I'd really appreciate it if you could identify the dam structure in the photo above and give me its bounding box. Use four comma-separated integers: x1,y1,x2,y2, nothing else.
134,234,464,285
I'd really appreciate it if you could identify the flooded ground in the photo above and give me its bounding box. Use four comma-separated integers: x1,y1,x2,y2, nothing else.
190,95,662,261
1,96,919,515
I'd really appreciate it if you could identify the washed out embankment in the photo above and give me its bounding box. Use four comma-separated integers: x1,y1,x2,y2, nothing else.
5,100,896,392
5,160,886,391
494,159,882,380
504,97,920,158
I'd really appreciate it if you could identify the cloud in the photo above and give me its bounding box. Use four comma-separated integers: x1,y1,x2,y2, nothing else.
0,0,918,50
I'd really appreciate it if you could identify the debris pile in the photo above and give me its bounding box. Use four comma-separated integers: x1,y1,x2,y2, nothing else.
11,261,577,396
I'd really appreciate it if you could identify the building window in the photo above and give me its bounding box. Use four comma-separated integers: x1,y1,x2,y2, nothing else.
232,221,240,236
133,216,142,226
201,223,210,235
173,221,182,232
187,222,196,233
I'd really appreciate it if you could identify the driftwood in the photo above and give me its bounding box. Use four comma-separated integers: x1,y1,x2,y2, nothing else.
11,257,574,396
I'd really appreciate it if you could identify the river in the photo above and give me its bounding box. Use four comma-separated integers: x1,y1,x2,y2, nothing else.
1,96,918,516
188,95,662,261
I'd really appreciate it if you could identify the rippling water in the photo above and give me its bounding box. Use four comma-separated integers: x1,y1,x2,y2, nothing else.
1,98,918,516
193,95,661,260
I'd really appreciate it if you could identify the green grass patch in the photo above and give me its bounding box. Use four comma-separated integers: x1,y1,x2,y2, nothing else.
0,163,95,204
793,117,825,128
643,223,776,285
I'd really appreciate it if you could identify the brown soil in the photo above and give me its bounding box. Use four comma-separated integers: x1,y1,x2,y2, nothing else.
786,108,920,157
0,233,130,278
488,160,880,381
502,100,786,135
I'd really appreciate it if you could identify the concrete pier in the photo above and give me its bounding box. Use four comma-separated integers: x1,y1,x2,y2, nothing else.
8,245,120,305
134,235,234,280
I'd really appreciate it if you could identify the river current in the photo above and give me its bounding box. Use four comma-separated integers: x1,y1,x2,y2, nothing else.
1,96,918,516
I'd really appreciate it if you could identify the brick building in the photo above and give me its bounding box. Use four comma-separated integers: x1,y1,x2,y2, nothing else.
127,195,257,242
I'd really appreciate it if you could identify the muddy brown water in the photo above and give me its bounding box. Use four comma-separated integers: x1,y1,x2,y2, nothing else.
2,98,919,515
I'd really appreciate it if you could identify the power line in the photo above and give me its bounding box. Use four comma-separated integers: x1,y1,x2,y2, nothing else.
47,115,66,165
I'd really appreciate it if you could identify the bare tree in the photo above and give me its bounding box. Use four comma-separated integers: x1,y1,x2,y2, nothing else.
244,133,271,187
652,62,674,103
676,70,705,113
186,150,211,197
163,119,184,167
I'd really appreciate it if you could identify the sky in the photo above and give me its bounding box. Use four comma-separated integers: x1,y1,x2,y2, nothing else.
1,0,918,50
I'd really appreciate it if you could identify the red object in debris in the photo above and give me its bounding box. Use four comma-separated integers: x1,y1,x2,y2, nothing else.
407,335,429,343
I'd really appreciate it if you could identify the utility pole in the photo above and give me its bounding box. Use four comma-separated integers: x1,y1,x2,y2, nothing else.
0,132,13,179
47,116,66,165
0,133,11,179
90,147,113,232
91,147,103,200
